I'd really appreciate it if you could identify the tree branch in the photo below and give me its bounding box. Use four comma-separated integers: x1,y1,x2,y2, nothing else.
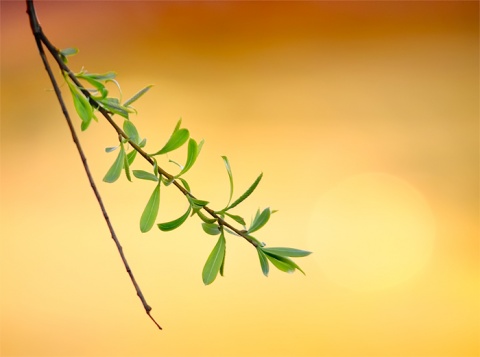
26,0,162,330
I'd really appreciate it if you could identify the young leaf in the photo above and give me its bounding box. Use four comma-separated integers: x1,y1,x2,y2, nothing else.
97,97,132,119
257,247,270,277
123,120,140,144
65,76,93,128
262,250,306,275
78,71,116,81
122,143,132,182
221,156,234,208
224,212,246,226
80,76,108,98
202,232,226,285
176,138,199,177
220,245,226,277
261,247,312,258
140,182,161,233
177,177,191,192
196,210,217,224
105,146,119,153
151,128,189,156
225,172,263,211
248,207,271,234
158,206,191,231
133,170,159,182
103,147,126,183
60,47,78,57
127,149,137,166
188,196,209,208
202,223,221,235
123,85,153,107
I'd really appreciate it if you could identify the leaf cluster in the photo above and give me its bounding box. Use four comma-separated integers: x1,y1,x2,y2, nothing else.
60,47,311,286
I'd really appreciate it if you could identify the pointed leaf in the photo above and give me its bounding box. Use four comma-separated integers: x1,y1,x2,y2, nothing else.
127,149,137,165
158,206,191,231
202,232,226,285
133,170,158,182
123,85,153,107
224,212,246,226
202,223,221,235
262,251,306,275
122,144,132,182
195,210,217,224
60,47,78,57
248,207,271,234
103,147,125,183
226,173,263,211
123,120,140,144
78,71,116,81
176,138,199,177
140,182,161,233
177,177,191,192
151,128,189,156
221,156,234,208
261,247,312,258
257,247,270,277
66,77,93,127
105,146,119,153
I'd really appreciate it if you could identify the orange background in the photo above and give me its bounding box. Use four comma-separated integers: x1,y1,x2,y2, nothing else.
1,1,478,356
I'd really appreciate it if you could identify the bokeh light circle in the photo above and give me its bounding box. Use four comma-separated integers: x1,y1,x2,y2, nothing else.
308,173,435,291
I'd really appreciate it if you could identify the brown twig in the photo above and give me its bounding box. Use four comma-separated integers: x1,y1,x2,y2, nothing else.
26,0,162,330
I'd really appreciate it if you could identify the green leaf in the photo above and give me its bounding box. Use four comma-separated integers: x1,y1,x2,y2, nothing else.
140,182,161,233
224,212,246,226
202,232,226,285
80,76,108,98
123,120,140,144
248,207,271,234
262,251,306,275
158,206,191,231
261,247,312,258
257,247,270,277
202,223,221,235
127,149,137,166
188,196,209,209
177,177,191,192
65,76,93,128
60,47,78,56
196,210,217,224
103,147,126,183
78,71,116,81
151,127,189,156
226,172,263,211
97,97,132,119
133,170,158,182
122,143,132,182
105,146,119,153
221,156,234,208
123,85,153,107
176,138,199,177
220,245,226,277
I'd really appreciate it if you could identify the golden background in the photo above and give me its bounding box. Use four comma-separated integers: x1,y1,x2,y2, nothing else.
1,1,478,356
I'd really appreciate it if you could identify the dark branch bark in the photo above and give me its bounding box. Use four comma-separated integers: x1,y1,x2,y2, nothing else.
26,0,162,330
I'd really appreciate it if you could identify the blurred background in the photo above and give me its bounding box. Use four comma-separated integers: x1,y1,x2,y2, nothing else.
1,1,478,356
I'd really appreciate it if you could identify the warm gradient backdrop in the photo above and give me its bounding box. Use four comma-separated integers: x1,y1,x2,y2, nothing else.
1,1,478,356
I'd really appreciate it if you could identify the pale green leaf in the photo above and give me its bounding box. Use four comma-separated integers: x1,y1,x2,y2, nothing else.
60,47,78,56
221,156,234,208
103,147,125,183
262,251,306,275
123,120,140,144
257,247,270,277
261,247,312,258
202,223,220,235
224,212,246,226
225,173,263,211
158,206,191,231
202,232,226,285
151,128,189,156
123,85,153,107
248,207,271,234
176,138,199,177
140,182,161,233
133,170,158,182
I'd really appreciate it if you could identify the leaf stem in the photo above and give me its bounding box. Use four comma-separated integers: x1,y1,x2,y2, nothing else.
26,0,162,330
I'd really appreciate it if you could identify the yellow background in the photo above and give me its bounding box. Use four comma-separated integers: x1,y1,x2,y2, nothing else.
1,1,478,356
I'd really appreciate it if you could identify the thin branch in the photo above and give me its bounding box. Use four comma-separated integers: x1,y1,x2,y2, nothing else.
30,4,260,248
26,0,162,330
